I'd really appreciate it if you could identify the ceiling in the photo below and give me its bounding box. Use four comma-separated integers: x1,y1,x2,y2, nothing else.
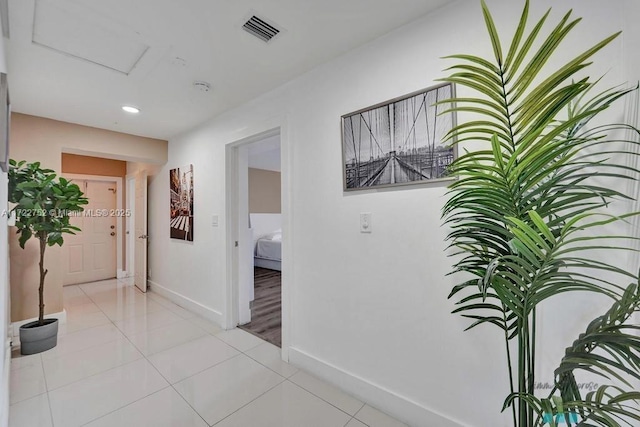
5,0,453,140
248,134,280,172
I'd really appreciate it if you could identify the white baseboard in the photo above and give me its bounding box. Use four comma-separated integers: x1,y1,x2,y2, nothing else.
11,310,67,338
117,269,127,279
288,347,467,427
147,280,224,326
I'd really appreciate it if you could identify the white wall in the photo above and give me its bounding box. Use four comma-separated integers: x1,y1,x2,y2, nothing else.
0,12,9,426
147,1,640,425
0,170,9,427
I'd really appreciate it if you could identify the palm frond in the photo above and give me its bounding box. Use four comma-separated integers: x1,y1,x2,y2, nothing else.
440,1,640,425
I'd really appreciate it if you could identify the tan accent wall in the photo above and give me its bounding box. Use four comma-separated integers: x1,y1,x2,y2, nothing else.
62,154,127,177
9,113,167,322
249,168,281,214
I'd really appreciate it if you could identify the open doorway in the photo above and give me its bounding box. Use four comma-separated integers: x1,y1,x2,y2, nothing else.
60,154,126,285
60,153,152,293
227,130,283,347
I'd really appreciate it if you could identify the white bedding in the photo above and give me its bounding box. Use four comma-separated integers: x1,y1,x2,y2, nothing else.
255,234,282,260
250,214,282,269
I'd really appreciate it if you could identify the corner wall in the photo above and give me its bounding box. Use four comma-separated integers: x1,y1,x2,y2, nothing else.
249,168,281,214
9,113,167,322
147,1,637,425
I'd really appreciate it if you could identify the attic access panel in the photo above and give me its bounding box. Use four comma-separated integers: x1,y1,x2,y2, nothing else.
32,0,148,75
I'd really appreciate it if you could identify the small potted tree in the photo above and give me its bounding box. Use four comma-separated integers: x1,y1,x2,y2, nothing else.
8,159,88,354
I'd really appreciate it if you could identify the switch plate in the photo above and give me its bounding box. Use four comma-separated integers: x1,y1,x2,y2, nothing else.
212,215,219,227
360,212,372,233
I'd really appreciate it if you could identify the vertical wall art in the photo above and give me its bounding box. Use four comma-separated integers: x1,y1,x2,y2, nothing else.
341,83,456,190
170,164,194,241
0,74,9,173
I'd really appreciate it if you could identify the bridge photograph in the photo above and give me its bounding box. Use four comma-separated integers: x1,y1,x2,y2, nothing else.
341,83,455,190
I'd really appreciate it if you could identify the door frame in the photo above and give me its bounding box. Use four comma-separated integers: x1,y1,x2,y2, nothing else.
62,174,125,277
225,122,292,360
126,175,136,278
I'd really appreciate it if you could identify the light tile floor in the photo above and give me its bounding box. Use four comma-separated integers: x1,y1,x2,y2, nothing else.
9,278,408,427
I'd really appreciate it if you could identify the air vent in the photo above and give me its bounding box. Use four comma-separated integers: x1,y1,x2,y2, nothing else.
242,15,280,43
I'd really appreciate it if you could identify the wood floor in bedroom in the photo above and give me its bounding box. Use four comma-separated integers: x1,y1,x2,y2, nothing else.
239,267,282,347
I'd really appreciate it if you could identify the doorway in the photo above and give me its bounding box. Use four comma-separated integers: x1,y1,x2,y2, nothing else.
226,128,287,350
62,178,119,285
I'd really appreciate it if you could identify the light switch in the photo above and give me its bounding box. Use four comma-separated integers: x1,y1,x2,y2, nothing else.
360,212,372,233
212,215,219,227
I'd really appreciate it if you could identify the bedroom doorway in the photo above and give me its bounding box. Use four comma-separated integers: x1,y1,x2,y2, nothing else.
226,128,285,348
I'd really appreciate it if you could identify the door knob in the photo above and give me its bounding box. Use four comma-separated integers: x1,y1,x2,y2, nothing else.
110,232,116,236
110,225,115,229
138,235,148,239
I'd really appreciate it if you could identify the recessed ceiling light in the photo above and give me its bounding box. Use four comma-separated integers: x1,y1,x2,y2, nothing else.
122,105,140,114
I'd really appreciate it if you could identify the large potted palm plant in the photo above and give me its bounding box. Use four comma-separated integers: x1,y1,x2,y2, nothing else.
8,159,88,354
442,1,640,425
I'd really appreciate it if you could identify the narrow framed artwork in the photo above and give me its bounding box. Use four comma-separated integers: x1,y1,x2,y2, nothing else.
0,73,9,173
170,164,194,241
341,82,456,191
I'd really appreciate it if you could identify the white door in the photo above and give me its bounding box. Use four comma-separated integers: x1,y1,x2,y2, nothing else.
126,177,135,278
237,146,253,325
63,180,117,285
134,171,148,292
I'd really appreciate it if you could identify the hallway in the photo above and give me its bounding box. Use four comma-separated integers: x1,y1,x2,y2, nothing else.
8,278,405,427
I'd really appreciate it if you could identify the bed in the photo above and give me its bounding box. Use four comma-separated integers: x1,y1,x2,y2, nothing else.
250,213,282,271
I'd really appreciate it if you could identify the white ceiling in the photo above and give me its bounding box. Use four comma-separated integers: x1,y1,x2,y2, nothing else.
5,0,453,140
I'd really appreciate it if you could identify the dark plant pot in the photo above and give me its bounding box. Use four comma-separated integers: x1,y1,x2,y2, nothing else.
19,318,59,355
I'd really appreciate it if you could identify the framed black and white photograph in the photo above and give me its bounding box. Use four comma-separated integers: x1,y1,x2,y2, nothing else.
341,83,456,191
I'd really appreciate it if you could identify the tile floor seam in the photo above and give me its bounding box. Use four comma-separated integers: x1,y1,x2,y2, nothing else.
114,313,192,348
39,353,52,393
168,352,246,388
221,337,262,353
242,352,288,379
166,382,210,427
41,346,144,392
75,385,174,426
208,376,287,426
105,306,168,323
46,392,56,427
102,298,207,358
353,405,376,426
145,294,193,318
284,379,361,420
10,389,47,406
45,378,184,427
129,321,209,357
47,324,124,356
45,356,158,410
148,344,239,386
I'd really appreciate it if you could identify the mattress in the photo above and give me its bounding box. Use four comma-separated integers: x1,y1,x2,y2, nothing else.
255,237,282,261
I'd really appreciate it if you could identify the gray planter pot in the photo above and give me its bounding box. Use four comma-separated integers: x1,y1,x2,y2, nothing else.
19,318,59,355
